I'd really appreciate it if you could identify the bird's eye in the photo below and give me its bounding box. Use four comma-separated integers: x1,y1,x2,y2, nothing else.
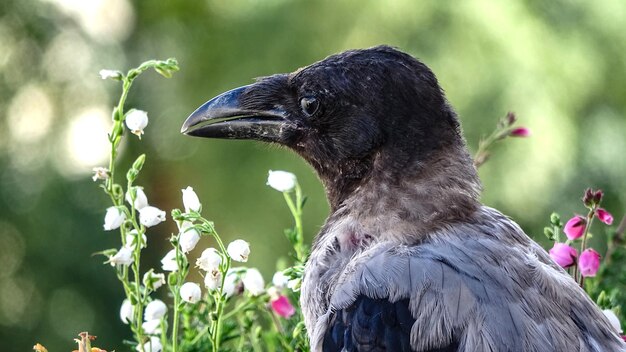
300,96,319,117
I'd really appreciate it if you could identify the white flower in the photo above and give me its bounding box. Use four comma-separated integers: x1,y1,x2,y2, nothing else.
179,222,200,253
109,247,134,266
136,337,162,352
182,186,201,213
227,239,250,262
92,167,109,181
204,271,222,291
180,282,202,304
125,187,149,210
125,229,147,251
287,278,301,292
103,206,126,231
120,299,134,324
196,248,222,274
266,170,296,192
222,270,239,298
161,249,181,272
125,109,149,138
139,206,166,227
99,69,121,80
144,299,167,321
603,309,623,333
272,271,289,289
142,319,162,335
242,268,265,296
143,270,166,290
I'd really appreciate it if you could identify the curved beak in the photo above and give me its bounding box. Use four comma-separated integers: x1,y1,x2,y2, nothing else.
181,85,287,142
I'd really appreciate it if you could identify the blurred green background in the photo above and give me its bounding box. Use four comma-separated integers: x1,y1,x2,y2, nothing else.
0,0,624,350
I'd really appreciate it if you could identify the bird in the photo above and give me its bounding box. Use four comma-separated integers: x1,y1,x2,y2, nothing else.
181,46,625,352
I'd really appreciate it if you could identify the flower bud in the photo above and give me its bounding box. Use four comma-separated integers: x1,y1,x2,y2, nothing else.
579,248,601,277
180,282,202,304
92,167,110,182
109,247,134,266
99,69,122,80
548,243,577,268
139,206,166,227
182,186,201,213
179,222,200,253
267,170,297,192
509,127,531,137
242,268,265,296
563,216,586,240
272,271,290,289
506,112,517,126
596,208,614,225
161,249,180,272
603,309,623,333
120,299,134,324
583,188,595,207
227,239,250,262
143,270,166,290
126,187,149,210
197,248,222,274
125,109,149,138
144,299,167,321
271,295,296,318
593,189,604,204
103,206,126,231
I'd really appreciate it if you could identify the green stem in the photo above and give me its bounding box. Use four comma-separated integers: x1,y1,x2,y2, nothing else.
283,189,304,262
171,294,180,352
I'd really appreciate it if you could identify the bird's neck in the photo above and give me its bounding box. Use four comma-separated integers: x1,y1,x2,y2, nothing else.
320,145,481,245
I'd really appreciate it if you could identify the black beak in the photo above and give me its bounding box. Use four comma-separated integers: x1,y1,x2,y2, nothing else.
181,84,288,142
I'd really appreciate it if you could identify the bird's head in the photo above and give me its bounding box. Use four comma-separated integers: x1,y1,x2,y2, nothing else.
182,46,479,209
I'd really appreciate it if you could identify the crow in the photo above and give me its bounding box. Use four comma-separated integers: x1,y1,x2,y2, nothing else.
181,46,625,351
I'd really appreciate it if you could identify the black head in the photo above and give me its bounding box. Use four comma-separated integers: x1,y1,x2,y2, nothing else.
183,46,474,207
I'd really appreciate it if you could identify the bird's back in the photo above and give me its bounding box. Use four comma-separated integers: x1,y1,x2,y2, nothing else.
305,206,624,352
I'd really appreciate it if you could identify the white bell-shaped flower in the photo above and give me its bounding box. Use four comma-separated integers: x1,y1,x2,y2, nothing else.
125,187,149,210
144,299,167,321
136,337,162,352
242,268,265,296
227,239,250,262
143,270,166,290
109,247,134,266
180,282,202,304
139,206,166,227
161,249,180,272
197,248,222,274
125,109,149,138
204,271,222,292
125,229,147,251
272,271,290,289
182,186,201,213
142,320,162,335
103,206,125,231
120,299,134,324
266,170,296,192
179,222,200,253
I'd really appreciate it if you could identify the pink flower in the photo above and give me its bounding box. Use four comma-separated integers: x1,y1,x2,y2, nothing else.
579,249,601,277
596,208,614,225
271,295,296,318
549,243,578,268
564,216,587,240
509,127,531,137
